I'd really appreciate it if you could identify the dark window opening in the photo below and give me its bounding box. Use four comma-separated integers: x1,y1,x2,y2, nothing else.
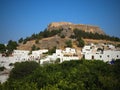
83,55,85,59
92,55,94,59
117,55,119,57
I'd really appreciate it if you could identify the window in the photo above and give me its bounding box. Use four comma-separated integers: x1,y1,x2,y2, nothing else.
117,55,119,57
92,55,94,59
107,55,109,58
83,55,85,59
100,55,102,58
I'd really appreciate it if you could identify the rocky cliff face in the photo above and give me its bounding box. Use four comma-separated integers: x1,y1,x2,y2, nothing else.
47,22,105,35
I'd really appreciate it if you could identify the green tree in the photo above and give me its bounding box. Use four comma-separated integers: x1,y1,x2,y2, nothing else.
65,40,72,47
0,43,6,53
70,35,76,39
55,58,60,64
35,39,39,44
7,40,18,55
23,39,27,44
9,61,39,80
31,44,36,51
31,33,37,40
18,38,23,43
73,29,120,42
48,46,56,55
77,38,85,47
1,60,120,90
60,34,65,38
0,66,5,71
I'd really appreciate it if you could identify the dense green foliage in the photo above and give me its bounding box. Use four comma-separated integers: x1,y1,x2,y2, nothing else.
60,34,65,38
18,38,23,43
74,29,120,42
0,59,120,90
0,40,18,56
35,39,39,44
21,29,63,44
70,30,85,47
65,40,72,47
31,44,40,51
0,44,6,53
9,61,39,80
48,46,56,55
6,40,18,55
77,38,85,47
20,28,120,45
0,66,5,71
0,40,18,55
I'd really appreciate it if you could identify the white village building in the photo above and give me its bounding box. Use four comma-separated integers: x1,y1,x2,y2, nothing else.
0,49,49,69
29,49,48,61
40,47,79,64
82,44,120,62
1,44,119,69
13,50,30,61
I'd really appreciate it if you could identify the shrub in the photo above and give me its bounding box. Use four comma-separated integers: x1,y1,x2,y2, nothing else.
48,47,56,55
35,39,39,44
60,34,65,38
9,61,39,80
9,63,14,66
65,40,72,47
0,66,5,71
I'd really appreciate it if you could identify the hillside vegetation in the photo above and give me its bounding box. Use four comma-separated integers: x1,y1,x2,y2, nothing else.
1,22,120,53
17,27,120,50
0,59,120,90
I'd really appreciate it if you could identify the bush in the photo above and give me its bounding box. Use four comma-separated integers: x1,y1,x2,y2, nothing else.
77,38,85,47
31,44,36,51
6,40,18,55
9,63,14,66
35,39,39,44
9,61,39,80
48,47,56,55
60,34,65,38
1,60,120,90
0,66,5,71
18,38,23,43
65,40,72,47
55,58,60,63
23,40,27,44
0,44,6,53
73,29,120,42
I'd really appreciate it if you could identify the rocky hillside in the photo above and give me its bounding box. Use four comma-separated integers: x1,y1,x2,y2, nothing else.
17,22,120,50
18,36,70,50
47,22,105,35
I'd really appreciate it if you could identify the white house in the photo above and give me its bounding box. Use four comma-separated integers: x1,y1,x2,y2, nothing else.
0,56,16,69
82,45,92,54
29,49,48,61
40,48,79,64
82,44,120,62
63,47,76,55
13,50,29,56
13,50,29,61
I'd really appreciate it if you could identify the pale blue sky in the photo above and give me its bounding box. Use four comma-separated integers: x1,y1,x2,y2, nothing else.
0,0,120,43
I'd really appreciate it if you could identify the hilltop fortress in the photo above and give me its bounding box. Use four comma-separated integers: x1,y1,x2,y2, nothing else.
47,22,105,35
